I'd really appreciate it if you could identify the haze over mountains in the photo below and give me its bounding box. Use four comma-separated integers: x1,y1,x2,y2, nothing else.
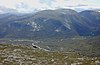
0,9,100,39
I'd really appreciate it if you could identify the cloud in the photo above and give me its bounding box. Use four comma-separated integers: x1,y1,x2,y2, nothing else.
16,0,52,12
0,6,18,13
0,0,51,13
0,0,21,9
51,0,100,8
0,0,100,13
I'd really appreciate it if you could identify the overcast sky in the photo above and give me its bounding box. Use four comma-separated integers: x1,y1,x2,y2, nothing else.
0,0,100,13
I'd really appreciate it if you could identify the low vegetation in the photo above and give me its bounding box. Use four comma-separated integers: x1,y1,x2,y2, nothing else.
0,43,100,65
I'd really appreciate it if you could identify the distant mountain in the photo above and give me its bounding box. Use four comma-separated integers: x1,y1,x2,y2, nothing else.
80,10,100,36
0,9,100,39
0,6,18,14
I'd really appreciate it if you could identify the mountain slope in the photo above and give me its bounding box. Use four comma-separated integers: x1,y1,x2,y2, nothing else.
0,9,100,39
80,10,100,36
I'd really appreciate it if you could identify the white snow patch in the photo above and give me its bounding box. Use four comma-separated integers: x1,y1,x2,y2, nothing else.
43,18,49,22
64,19,71,30
27,23,30,25
55,29,60,32
31,22,41,31
98,11,100,12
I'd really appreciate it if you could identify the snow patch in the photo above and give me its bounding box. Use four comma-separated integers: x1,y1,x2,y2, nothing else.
64,19,71,30
55,29,60,32
31,22,41,31
98,11,100,12
27,23,30,25
43,18,49,22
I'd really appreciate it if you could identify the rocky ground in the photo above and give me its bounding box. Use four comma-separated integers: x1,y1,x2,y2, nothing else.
0,44,100,65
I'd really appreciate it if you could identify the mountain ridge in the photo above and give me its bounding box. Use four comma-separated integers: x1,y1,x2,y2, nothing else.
0,9,100,39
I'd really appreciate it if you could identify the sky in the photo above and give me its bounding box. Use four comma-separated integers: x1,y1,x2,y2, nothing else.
0,0,100,13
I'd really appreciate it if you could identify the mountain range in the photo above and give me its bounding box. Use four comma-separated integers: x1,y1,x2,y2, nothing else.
0,9,100,39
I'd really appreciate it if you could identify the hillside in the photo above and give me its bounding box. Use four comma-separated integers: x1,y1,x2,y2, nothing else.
0,44,100,65
0,9,100,39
